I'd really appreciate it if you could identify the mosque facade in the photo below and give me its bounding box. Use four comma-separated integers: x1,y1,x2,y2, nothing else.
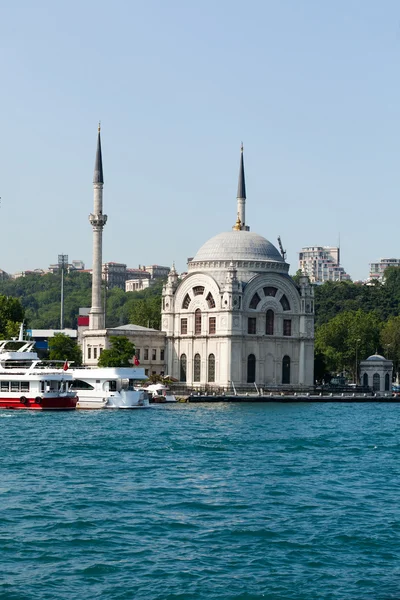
161,147,315,389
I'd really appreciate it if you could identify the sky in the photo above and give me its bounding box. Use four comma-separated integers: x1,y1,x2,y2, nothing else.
1,0,399,280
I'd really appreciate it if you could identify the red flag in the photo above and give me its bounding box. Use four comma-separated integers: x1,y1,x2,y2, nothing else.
134,355,140,366
63,360,69,371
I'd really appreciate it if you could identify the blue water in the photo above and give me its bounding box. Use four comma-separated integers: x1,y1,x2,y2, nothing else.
1,403,399,600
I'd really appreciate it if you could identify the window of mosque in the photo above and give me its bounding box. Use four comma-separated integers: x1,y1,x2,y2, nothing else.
385,373,390,391
193,286,205,296
194,353,201,382
282,356,290,384
182,294,191,309
266,310,274,335
208,354,215,382
93,348,97,360
88,347,91,359
195,309,202,335
152,349,157,361
263,286,277,297
181,318,188,335
160,349,165,361
248,317,257,334
180,354,187,382
249,292,261,309
144,348,149,360
136,349,141,360
206,292,216,309
280,295,290,311
283,319,292,336
247,354,256,383
209,317,216,334
373,373,380,391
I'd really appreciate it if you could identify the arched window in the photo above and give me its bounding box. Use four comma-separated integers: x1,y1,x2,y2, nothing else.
249,292,261,309
282,355,290,384
363,373,368,388
263,286,277,297
194,353,201,382
373,373,380,391
208,354,215,382
182,294,191,309
385,373,390,391
280,295,290,311
180,354,187,382
195,309,202,335
206,292,215,308
266,310,274,335
247,354,256,383
193,286,205,296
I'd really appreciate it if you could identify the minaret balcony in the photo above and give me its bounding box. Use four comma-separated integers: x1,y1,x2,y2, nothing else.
89,213,108,228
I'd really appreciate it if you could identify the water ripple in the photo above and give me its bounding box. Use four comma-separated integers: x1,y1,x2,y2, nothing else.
0,403,399,599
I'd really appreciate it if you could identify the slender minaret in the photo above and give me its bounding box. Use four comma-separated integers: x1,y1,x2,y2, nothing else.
235,143,249,231
89,124,107,330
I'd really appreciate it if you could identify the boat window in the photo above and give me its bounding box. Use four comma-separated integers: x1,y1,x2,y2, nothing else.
21,382,30,392
1,381,9,392
128,379,135,391
109,380,117,392
11,381,20,392
71,379,95,390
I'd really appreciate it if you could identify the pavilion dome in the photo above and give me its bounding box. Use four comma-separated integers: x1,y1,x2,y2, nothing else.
366,354,386,361
191,230,285,264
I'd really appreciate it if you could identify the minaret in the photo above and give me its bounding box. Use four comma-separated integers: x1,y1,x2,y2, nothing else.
235,143,250,231
89,124,108,330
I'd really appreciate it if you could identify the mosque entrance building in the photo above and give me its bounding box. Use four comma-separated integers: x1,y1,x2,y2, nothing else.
161,147,315,389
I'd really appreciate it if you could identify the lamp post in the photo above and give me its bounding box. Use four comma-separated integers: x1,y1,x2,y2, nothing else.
58,254,68,330
355,338,361,384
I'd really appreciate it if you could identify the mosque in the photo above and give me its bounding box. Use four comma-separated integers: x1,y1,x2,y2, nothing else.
161,146,315,388
82,128,314,388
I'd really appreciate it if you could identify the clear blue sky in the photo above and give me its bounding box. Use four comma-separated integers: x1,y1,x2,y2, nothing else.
1,0,399,280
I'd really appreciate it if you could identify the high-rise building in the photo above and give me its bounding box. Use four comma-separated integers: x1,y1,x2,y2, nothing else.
299,246,351,283
369,258,400,282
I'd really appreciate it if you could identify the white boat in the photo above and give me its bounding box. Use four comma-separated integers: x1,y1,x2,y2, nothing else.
145,383,177,403
69,367,150,409
0,336,77,411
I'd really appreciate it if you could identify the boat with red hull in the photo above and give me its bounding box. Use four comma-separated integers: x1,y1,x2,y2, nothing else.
0,331,77,411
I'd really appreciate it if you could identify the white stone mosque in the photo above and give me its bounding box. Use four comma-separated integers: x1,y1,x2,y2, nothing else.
161,146,315,388
82,129,315,388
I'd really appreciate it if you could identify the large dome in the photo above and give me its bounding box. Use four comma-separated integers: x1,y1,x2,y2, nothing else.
192,231,285,264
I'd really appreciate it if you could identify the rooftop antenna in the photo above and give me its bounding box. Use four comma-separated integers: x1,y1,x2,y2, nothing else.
277,236,286,261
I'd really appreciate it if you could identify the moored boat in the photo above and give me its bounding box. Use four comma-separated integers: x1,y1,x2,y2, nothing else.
0,337,77,411
145,383,177,403
69,367,150,409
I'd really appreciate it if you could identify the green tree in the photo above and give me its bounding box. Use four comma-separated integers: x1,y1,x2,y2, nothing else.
0,296,25,338
315,309,382,380
48,333,82,366
97,336,135,367
381,316,400,379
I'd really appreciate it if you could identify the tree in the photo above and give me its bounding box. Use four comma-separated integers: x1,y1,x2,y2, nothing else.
97,336,135,367
315,309,382,380
0,296,25,338
48,333,82,366
381,316,400,379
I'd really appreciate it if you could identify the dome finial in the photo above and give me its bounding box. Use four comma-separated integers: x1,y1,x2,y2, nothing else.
233,213,242,231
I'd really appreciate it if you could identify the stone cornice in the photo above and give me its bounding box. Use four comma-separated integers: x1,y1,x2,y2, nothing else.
188,259,289,274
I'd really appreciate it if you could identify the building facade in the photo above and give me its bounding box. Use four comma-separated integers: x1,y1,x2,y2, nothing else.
369,258,400,282
360,354,392,394
162,147,315,389
299,246,351,283
81,324,166,376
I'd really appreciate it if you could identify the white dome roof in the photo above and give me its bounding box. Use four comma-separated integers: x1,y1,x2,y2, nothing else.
366,354,386,361
192,231,285,264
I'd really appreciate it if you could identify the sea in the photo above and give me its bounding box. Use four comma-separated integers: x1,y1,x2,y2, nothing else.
1,402,399,600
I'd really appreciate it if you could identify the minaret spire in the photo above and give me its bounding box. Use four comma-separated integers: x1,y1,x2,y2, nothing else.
234,143,250,231
93,122,104,184
89,124,108,330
